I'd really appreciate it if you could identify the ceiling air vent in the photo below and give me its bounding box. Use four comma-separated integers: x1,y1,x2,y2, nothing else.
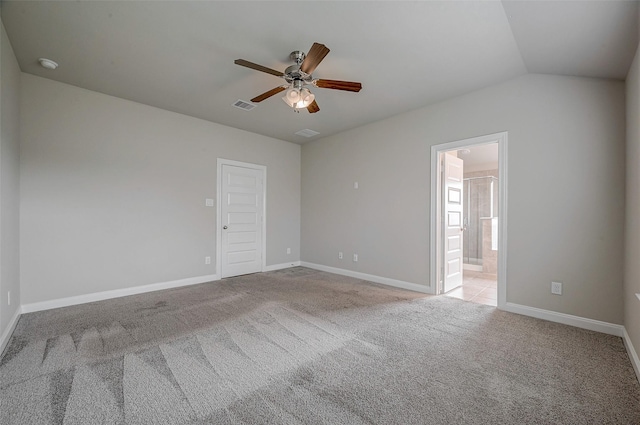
232,100,256,111
295,129,320,138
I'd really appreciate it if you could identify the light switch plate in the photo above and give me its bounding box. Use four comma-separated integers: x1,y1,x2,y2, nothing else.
205,198,214,207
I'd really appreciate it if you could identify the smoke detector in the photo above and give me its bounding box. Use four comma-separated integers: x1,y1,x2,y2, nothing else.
38,58,59,70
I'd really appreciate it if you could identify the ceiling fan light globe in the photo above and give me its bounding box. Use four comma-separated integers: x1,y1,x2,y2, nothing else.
282,95,295,108
300,89,315,107
286,88,301,103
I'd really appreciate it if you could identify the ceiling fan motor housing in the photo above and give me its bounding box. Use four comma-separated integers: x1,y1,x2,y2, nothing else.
284,67,313,85
284,50,315,85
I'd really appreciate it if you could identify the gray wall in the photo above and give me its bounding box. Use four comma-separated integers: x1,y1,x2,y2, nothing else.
625,41,640,359
302,73,625,324
0,19,21,337
20,74,300,305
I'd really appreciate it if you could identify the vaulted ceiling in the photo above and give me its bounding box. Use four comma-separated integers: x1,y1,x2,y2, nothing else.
2,1,638,143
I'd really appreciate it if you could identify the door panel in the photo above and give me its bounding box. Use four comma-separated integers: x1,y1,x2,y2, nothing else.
443,153,464,293
228,212,257,224
447,235,461,251
448,187,461,203
221,164,263,278
227,231,257,244
228,192,257,206
448,211,461,227
447,258,461,276
227,250,257,264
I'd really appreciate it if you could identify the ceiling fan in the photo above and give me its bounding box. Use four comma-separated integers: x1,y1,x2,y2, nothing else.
234,42,362,114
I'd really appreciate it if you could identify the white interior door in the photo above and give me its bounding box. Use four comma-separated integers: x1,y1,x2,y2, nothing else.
442,153,464,293
221,164,264,278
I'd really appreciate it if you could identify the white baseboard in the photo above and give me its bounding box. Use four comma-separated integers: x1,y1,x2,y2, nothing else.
21,273,220,314
502,302,624,337
300,262,434,294
623,327,640,383
264,261,301,272
466,302,639,381
5,266,640,384
0,306,22,356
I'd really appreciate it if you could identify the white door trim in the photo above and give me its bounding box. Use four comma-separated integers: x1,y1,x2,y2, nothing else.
429,132,508,308
216,158,267,278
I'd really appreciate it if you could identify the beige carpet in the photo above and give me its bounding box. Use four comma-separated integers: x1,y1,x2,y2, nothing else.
1,267,639,424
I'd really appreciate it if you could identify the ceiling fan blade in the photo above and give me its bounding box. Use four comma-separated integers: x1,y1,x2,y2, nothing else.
307,100,320,114
251,86,287,103
314,79,362,92
234,59,284,77
300,43,330,74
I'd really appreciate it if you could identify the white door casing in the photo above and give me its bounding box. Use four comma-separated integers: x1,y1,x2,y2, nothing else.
429,131,508,308
217,160,265,278
442,153,464,293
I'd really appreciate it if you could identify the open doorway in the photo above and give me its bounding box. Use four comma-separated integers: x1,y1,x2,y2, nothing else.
430,132,507,308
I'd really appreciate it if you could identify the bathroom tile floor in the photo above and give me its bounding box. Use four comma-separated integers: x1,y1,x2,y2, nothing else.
445,270,497,306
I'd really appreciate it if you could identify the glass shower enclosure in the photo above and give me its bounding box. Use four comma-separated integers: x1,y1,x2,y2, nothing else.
462,175,498,267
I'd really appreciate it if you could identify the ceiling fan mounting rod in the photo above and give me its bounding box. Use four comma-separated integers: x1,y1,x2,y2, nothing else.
290,50,306,65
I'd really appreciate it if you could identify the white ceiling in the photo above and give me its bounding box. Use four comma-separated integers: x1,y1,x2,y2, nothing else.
2,1,638,144
458,143,499,171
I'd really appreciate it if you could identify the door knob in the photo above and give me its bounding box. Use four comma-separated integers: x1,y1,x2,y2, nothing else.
223,225,228,230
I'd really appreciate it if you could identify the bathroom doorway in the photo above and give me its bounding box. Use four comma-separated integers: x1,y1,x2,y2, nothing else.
457,146,499,305
430,132,507,308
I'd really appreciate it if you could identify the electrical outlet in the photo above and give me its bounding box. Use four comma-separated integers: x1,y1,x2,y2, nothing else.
354,182,359,189
551,281,562,295
338,252,343,260
353,254,358,262
7,291,10,306
205,256,211,265
287,248,291,255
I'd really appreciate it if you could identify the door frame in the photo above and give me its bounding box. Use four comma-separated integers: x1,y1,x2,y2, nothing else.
216,158,267,278
429,132,508,308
